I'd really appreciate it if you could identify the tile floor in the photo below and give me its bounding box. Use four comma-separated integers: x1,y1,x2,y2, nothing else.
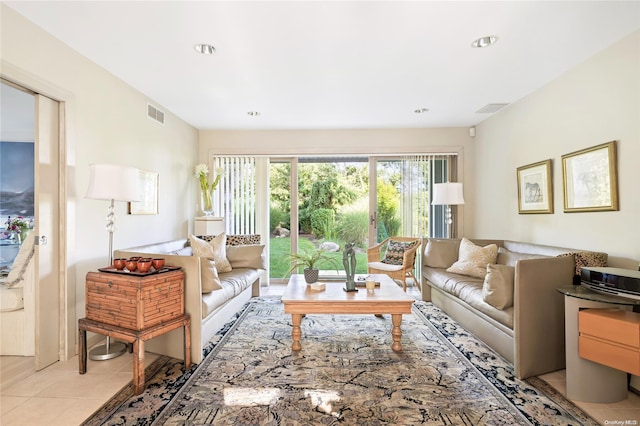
1,282,638,425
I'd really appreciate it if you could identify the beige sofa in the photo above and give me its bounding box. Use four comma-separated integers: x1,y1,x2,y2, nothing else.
421,238,607,379
115,235,265,364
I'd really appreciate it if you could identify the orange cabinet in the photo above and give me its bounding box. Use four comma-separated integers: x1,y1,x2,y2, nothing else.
578,308,640,375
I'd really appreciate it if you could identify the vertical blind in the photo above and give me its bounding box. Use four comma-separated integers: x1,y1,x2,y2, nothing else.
213,156,256,235
401,154,456,282
401,154,455,238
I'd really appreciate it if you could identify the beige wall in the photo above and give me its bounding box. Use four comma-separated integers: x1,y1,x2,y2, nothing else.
473,30,640,269
1,4,199,358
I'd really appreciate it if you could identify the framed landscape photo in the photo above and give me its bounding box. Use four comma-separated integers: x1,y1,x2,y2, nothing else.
128,170,159,215
561,141,618,213
517,159,553,214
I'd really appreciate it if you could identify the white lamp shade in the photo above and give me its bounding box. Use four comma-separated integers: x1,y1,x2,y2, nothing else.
432,182,465,205
85,163,141,202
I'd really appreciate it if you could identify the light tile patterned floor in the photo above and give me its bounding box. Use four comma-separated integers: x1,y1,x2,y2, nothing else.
1,282,638,425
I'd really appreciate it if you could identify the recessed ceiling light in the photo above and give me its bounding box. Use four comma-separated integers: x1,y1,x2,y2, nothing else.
414,108,429,114
471,36,498,48
247,111,261,117
194,44,216,55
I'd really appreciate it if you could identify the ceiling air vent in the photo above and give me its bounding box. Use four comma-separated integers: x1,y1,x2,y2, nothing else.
147,103,165,125
476,103,509,114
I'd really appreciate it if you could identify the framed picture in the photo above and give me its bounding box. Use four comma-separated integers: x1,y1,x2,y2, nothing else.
517,159,553,214
128,170,158,215
561,141,618,212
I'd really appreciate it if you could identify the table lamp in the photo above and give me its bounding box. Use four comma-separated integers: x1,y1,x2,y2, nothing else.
431,182,465,238
85,163,140,360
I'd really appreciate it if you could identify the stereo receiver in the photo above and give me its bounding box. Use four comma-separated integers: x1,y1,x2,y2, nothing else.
580,266,640,300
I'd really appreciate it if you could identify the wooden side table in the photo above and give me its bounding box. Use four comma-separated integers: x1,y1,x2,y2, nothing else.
78,314,191,395
557,285,640,403
80,268,190,395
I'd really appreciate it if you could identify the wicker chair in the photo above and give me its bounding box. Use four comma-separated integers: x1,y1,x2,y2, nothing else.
366,237,421,292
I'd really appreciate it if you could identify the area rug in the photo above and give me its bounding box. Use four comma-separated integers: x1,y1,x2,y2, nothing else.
84,297,598,425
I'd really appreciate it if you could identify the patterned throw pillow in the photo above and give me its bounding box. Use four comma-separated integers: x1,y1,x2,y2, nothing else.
226,234,261,246
446,237,498,279
196,234,261,246
189,233,232,273
557,251,608,275
381,240,418,266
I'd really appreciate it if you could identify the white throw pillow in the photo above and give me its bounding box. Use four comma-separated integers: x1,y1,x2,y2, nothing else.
200,258,222,293
482,264,515,309
446,237,498,279
189,234,232,273
226,244,267,269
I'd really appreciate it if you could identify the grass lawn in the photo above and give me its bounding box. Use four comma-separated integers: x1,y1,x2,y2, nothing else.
269,236,369,279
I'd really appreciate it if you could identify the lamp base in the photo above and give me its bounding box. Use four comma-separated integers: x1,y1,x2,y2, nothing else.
89,339,127,361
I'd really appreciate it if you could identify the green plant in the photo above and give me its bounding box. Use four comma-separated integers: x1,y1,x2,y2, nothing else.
283,247,339,276
310,208,334,238
336,210,368,246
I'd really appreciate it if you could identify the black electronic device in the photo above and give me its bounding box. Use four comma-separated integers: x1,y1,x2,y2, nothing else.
580,266,640,300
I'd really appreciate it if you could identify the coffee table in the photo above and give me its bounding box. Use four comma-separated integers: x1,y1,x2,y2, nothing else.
281,274,415,352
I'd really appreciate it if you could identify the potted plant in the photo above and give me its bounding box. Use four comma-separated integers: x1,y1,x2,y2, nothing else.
285,247,339,284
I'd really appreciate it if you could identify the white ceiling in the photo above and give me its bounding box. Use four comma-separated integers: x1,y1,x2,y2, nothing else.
5,1,640,130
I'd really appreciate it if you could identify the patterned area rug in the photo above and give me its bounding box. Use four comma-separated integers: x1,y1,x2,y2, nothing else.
83,297,597,425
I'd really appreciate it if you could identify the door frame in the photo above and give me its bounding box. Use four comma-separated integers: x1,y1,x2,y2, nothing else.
1,63,72,362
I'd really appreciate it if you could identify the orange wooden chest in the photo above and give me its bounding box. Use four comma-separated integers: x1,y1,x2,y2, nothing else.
85,270,184,331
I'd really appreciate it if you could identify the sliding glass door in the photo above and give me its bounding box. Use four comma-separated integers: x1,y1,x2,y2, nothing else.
270,157,370,280
370,155,451,245
213,153,456,283
269,155,455,281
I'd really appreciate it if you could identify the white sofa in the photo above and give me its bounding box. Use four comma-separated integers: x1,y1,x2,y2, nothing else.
421,238,607,379
115,234,265,364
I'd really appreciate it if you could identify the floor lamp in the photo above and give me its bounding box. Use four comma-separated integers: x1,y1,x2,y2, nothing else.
431,182,465,239
85,163,140,360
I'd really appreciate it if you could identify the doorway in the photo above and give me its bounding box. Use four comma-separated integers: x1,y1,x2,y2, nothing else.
0,79,62,378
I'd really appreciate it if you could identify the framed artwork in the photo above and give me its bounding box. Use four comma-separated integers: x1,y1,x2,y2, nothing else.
128,170,158,215
517,159,553,214
561,141,618,212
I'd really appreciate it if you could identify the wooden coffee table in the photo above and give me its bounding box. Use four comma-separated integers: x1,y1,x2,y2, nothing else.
281,274,414,352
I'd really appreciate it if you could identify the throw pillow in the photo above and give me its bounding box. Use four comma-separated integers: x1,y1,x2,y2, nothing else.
558,251,608,275
482,264,515,309
424,238,459,268
381,239,418,266
189,234,232,273
226,244,267,269
226,234,261,246
200,258,222,293
446,237,498,279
